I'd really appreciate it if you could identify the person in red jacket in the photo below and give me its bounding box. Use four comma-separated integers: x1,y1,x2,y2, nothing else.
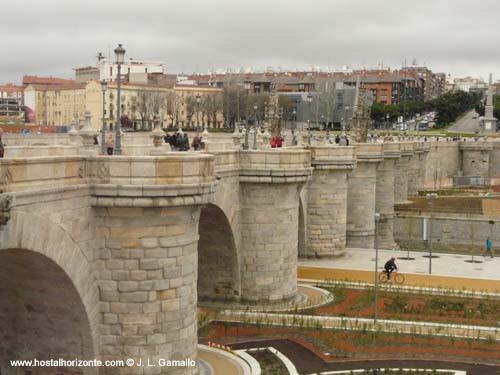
276,135,283,148
270,136,277,148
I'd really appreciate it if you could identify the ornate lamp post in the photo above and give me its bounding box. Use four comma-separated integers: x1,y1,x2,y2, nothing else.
307,119,311,145
342,106,350,135
374,212,380,323
100,80,107,155
196,94,201,135
252,104,258,150
426,193,438,274
113,43,125,155
291,108,298,145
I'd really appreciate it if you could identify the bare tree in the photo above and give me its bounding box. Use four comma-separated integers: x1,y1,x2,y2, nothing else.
130,90,148,130
202,92,223,128
185,95,197,128
166,91,180,127
147,90,167,129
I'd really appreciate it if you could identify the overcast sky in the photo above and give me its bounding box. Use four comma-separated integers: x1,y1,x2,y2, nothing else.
2,0,499,84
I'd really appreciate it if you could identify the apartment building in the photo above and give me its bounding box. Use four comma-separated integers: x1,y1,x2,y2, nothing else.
0,84,25,124
24,80,223,131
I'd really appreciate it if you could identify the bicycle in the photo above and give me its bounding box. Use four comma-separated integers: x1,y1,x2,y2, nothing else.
378,270,405,284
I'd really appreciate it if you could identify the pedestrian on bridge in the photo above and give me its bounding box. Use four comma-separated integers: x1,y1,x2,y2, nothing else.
0,128,4,158
485,237,494,258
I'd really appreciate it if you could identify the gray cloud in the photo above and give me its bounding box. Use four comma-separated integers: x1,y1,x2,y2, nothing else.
1,0,499,83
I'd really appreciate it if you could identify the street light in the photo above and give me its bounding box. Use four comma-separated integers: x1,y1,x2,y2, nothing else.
374,212,381,323
113,43,125,155
343,106,350,134
426,193,438,274
292,108,297,146
307,119,311,146
252,104,258,150
100,80,107,155
196,94,201,135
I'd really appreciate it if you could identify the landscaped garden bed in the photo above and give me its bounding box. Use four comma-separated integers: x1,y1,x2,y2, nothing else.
201,322,500,364
247,348,289,375
301,285,500,327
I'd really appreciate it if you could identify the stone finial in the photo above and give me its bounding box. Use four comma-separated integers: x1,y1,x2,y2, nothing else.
150,121,166,148
68,120,79,134
202,124,209,136
0,194,12,228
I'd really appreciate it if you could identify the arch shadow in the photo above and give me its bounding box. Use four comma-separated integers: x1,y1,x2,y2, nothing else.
0,211,99,373
198,203,241,302
298,195,307,258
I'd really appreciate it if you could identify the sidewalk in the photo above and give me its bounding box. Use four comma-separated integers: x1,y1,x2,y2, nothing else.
298,248,500,292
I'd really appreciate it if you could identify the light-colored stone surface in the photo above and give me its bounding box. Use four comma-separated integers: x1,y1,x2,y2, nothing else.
375,156,398,249
305,146,356,257
239,182,301,302
3,136,500,373
460,142,493,178
346,143,383,248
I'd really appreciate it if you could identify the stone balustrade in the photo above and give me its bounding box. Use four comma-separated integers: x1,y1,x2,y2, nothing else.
210,150,240,175
238,149,312,183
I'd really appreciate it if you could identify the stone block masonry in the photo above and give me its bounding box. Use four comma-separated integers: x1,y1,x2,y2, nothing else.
98,205,200,375
304,146,356,257
347,143,383,248
238,149,311,302
375,143,401,249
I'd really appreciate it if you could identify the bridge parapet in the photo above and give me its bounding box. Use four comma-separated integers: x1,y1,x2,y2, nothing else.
354,143,384,162
400,141,415,156
310,146,356,170
381,142,401,159
459,140,494,151
239,149,312,183
0,156,83,193
210,150,240,176
0,154,216,209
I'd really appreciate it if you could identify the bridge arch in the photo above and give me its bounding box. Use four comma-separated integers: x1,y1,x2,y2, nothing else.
0,211,99,372
197,203,241,301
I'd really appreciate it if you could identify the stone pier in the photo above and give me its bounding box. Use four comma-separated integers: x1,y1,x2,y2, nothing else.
407,141,422,196
347,143,383,248
375,143,401,249
238,150,312,302
91,156,215,375
304,146,356,257
394,142,414,204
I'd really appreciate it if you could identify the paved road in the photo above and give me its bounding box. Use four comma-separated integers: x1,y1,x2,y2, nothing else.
447,109,480,134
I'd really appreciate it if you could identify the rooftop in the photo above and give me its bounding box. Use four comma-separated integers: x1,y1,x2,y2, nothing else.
22,75,75,86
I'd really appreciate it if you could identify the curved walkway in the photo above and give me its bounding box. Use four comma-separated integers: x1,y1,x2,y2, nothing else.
198,344,249,375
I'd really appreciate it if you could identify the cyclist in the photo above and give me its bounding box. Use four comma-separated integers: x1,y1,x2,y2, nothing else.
384,256,398,281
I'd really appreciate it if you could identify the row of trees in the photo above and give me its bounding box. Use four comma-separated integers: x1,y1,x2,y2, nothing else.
431,91,481,126
221,85,295,127
371,100,430,125
117,89,226,130
370,91,482,128
475,95,500,119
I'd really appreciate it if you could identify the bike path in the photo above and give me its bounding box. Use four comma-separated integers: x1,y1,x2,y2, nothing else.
299,247,500,292
298,266,500,292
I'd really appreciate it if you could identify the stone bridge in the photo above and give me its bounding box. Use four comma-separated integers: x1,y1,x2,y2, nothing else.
1,133,500,374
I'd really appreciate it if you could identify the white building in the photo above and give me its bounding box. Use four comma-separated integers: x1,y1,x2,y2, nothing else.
74,53,165,83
